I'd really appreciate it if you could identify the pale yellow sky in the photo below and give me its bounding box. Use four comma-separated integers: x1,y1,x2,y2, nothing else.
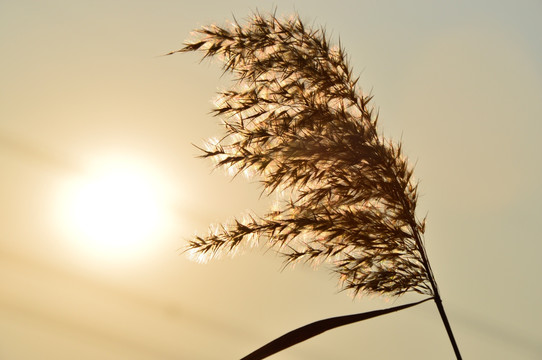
1,1,541,359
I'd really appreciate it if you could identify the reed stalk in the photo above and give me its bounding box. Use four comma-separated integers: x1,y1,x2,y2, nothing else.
169,11,462,359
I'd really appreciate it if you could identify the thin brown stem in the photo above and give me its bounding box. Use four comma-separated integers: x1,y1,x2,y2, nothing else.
408,220,462,359
434,296,462,360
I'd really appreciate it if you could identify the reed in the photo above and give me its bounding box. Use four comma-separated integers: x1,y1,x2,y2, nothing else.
169,11,461,359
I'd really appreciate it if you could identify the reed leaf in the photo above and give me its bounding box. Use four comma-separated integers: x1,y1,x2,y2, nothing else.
240,297,433,360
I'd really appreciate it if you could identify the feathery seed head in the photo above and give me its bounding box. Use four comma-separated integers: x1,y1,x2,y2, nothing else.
175,12,433,297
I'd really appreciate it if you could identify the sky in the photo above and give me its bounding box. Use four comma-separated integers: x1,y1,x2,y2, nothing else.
1,1,541,359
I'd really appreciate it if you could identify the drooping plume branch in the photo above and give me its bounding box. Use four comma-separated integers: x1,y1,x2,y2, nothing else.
170,11,461,359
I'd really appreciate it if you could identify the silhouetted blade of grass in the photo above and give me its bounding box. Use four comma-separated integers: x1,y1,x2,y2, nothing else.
241,297,433,360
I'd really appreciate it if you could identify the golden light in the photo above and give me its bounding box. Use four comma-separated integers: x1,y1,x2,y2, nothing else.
59,156,169,264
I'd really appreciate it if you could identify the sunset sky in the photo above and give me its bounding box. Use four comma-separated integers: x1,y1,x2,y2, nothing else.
1,1,541,359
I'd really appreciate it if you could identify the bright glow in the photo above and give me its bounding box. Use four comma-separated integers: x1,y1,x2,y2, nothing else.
61,157,168,263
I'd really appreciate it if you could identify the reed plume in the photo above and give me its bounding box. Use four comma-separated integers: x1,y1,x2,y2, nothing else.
169,11,461,359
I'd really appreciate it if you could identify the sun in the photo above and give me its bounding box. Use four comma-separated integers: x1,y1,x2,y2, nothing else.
61,157,167,263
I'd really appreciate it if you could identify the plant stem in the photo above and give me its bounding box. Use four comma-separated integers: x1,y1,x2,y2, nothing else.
434,295,462,359
406,219,462,359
